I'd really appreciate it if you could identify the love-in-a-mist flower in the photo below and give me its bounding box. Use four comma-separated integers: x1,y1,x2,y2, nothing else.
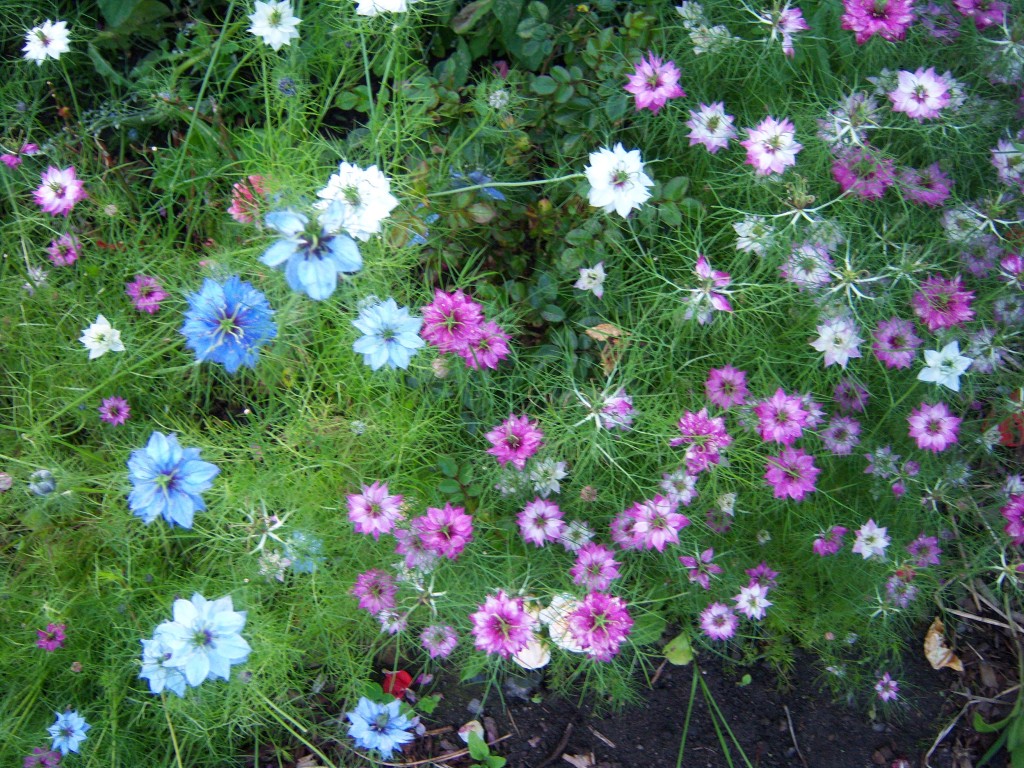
630,495,690,551
907,401,961,452
35,166,86,216
261,208,362,300
518,498,566,546
900,163,952,206
315,162,399,241
421,625,458,658
624,52,685,114
248,1,301,51
566,592,633,661
486,414,544,470
584,143,654,218
598,388,634,431
420,289,485,353
890,68,951,121
456,320,510,370
821,415,861,455
741,116,802,176
670,408,732,473
705,365,748,408
48,710,89,755
832,146,896,199
412,503,474,559
911,274,975,331
1000,495,1024,546
470,590,537,657
852,519,890,559
917,341,972,392
355,0,419,16
351,569,398,614
813,525,847,556
734,582,772,620
953,0,1006,28
764,448,820,501
36,622,66,651
754,389,809,445
875,672,899,701
46,234,80,266
873,316,922,369
906,533,942,566
700,602,738,640
686,102,738,154
23,20,70,64
575,262,606,298
127,431,220,528
23,747,62,767
80,314,125,359
680,548,723,590
347,481,404,539
683,255,733,324
228,175,267,224
181,276,277,374
529,457,568,496
810,316,863,368
347,697,416,758
154,593,251,687
352,298,424,370
841,0,916,44
571,543,621,591
125,275,167,314
98,396,130,426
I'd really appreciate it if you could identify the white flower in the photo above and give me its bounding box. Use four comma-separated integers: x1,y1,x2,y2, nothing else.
23,20,70,64
851,519,890,560
248,1,301,51
355,0,418,16
539,594,586,653
315,162,399,241
512,632,551,669
917,341,972,392
80,314,125,359
574,262,606,298
733,214,775,255
584,143,654,218
734,582,772,620
810,316,863,369
530,458,569,498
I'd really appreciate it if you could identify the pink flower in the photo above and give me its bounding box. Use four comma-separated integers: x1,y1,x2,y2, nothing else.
566,592,633,661
599,388,634,431
456,320,510,370
872,317,922,369
733,582,772,621
764,448,820,501
351,569,397,614
685,102,737,154
679,548,722,590
889,68,951,121
570,543,621,591
741,116,802,176
754,389,809,445
660,468,699,506
630,495,690,552
470,590,537,657
394,528,439,572
34,166,87,216
1000,494,1024,545
705,365,748,408
699,602,738,640
669,408,732,473
421,289,486,353
517,498,566,546
852,519,890,559
485,414,543,470
899,163,952,206
125,275,168,314
421,624,458,658
46,234,81,266
834,378,869,413
831,146,896,199
228,175,267,224
841,0,916,44
36,622,66,651
952,0,1006,28
911,274,975,332
907,401,960,452
812,525,847,556
624,52,685,115
2,143,39,170
875,672,899,702
347,481,404,539
98,396,130,426
412,503,473,559
683,255,733,324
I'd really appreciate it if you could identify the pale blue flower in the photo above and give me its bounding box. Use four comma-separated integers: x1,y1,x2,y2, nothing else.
261,208,361,300
139,634,188,698
352,298,424,370
127,432,220,529
346,697,416,758
48,710,90,755
282,531,325,573
155,593,251,688
180,276,277,374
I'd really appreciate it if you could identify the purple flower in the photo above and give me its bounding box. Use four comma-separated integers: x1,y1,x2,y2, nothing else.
624,52,685,114
125,275,167,314
98,396,130,426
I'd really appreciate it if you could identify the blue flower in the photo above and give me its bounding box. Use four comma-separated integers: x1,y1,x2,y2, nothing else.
139,635,188,698
352,298,425,370
48,710,90,756
127,432,220,528
282,531,324,573
180,276,277,374
155,593,251,688
346,697,416,759
261,208,362,300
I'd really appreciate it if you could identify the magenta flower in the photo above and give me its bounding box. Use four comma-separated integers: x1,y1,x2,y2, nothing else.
125,275,168,315
745,562,779,589
34,166,87,216
899,164,952,207
46,234,81,266
1000,494,1024,545
754,389,809,445
420,624,458,658
889,68,951,121
669,408,732,473
98,396,130,426
420,289,485,353
699,602,738,640
351,569,398,614
683,255,733,324
764,447,820,501
566,591,633,661
624,52,685,115
24,747,62,767
597,388,634,431
907,402,960,452
953,0,1007,28
872,317,922,369
813,525,847,556
630,495,690,552
347,481,404,539
485,414,543,470
571,543,621,591
394,528,439,572
840,0,916,44
821,415,861,455
36,622,66,652
831,146,895,199
679,548,722,590
906,533,942,566
911,274,975,331
456,320,510,370
412,503,473,559
741,116,802,176
875,672,899,702
685,102,737,154
517,498,565,547
470,590,537,658
705,365,748,409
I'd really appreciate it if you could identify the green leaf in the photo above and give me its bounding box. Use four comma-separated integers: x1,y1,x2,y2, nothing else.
87,44,131,86
659,204,682,227
438,478,462,494
417,694,441,715
466,482,484,497
468,731,490,760
974,711,1014,734
493,0,523,33
663,175,690,200
663,632,694,665
438,455,459,477
451,0,494,34
604,93,629,121
458,463,475,483
540,304,565,323
629,611,667,646
530,76,557,96
99,0,143,27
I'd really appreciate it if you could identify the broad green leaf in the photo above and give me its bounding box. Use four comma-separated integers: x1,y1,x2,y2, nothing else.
664,632,694,666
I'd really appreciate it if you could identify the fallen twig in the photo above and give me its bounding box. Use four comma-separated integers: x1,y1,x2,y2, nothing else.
534,722,574,768
783,705,808,768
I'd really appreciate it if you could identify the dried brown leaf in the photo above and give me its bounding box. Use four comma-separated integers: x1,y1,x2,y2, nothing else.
924,617,964,672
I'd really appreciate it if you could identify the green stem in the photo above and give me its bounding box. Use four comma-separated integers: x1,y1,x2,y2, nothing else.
675,662,701,768
428,172,585,199
162,695,185,768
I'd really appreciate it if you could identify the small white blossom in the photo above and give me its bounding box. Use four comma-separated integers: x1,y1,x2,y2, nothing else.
23,20,70,65
316,163,399,241
584,143,654,218
851,519,890,560
530,458,569,498
80,314,125,359
917,341,972,392
248,1,301,51
355,0,419,16
574,262,606,298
